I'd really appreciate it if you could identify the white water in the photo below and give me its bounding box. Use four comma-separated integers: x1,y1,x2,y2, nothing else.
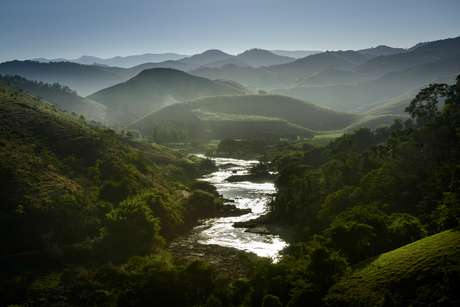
194,155,287,261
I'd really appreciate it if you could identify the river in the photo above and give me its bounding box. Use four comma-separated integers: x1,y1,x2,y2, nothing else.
190,155,287,261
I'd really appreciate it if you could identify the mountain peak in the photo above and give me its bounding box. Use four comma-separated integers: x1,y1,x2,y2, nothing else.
201,49,230,56
240,48,271,54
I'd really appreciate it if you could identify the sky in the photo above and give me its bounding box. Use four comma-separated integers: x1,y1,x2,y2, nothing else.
1,0,459,62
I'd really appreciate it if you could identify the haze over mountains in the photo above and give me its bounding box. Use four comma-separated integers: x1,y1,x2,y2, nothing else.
0,36,459,135
88,68,247,125
33,53,189,68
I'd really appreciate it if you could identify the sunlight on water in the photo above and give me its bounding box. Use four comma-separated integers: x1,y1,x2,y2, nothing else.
194,155,288,261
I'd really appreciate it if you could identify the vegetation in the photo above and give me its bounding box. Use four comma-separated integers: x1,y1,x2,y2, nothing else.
0,84,244,306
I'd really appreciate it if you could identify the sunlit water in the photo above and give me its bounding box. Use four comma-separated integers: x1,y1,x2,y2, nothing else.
194,155,288,261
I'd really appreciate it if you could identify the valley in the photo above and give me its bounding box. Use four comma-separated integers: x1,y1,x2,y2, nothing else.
1,7,459,304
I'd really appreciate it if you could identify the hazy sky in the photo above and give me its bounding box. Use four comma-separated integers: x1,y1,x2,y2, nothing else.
1,0,459,62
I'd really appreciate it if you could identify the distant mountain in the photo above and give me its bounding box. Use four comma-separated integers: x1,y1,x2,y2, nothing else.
122,60,194,78
269,50,369,77
191,64,279,89
192,50,371,89
180,49,233,67
163,48,295,70
358,45,406,57
267,50,370,83
0,60,125,96
33,53,188,68
270,50,321,58
299,68,371,86
201,58,251,68
130,94,358,141
234,49,295,67
0,75,105,121
357,36,460,75
273,54,460,112
365,95,412,116
88,68,247,125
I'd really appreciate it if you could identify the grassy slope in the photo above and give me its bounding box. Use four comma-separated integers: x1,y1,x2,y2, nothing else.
326,229,460,306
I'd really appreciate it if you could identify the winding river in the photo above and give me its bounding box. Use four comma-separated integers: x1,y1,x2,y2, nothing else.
192,155,287,260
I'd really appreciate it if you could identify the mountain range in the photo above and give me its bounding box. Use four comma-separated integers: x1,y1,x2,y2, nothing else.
32,53,188,68
1,36,459,123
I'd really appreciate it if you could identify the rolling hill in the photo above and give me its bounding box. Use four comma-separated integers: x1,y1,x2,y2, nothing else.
0,75,106,121
181,49,233,67
88,68,247,125
357,36,460,75
192,50,372,89
325,229,460,306
267,50,371,79
234,49,294,67
0,60,125,96
130,94,359,141
273,55,460,112
358,45,406,57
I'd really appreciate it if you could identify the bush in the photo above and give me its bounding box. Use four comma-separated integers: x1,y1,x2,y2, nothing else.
103,196,163,260
389,213,426,247
262,294,283,307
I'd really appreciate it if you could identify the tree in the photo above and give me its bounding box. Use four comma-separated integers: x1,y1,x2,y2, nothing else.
262,294,282,307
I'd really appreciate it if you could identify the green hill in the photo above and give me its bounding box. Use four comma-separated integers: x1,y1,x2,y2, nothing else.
89,68,247,125
130,94,358,142
326,229,460,306
0,75,106,121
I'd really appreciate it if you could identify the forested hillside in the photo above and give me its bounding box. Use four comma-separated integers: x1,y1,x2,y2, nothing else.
0,75,106,121
0,83,251,306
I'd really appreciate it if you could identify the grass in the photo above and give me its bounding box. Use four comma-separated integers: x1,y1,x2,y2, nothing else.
325,229,460,306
